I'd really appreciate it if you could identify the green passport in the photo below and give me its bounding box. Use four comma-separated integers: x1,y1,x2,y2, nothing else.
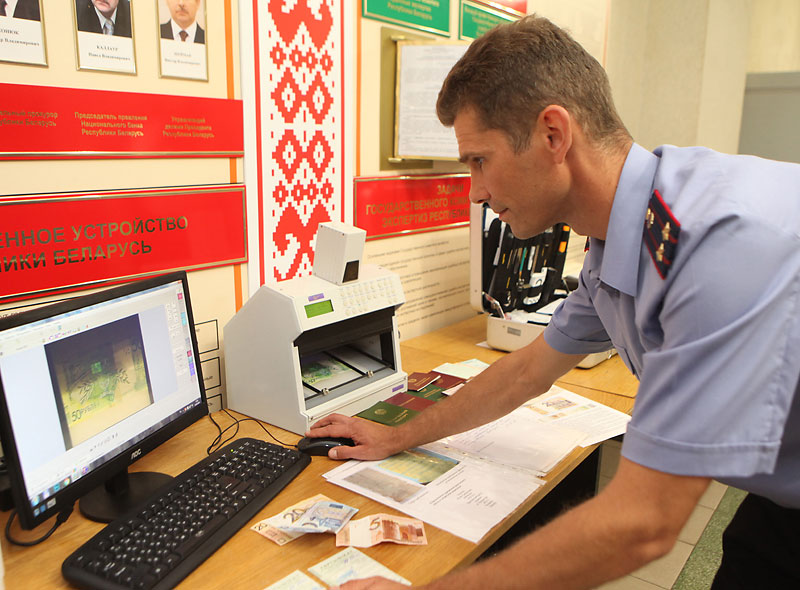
356,401,419,426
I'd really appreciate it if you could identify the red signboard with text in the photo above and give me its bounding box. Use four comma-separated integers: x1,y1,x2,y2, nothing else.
0,83,243,159
490,0,526,15
354,174,471,239
0,186,246,302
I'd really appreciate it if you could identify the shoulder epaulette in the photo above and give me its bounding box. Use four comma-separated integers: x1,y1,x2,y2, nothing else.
643,189,680,279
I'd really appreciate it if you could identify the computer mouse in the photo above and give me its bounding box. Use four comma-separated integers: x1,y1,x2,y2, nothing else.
296,436,355,456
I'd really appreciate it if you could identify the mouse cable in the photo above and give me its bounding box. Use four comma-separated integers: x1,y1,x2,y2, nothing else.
5,504,73,547
206,410,295,454
206,410,240,455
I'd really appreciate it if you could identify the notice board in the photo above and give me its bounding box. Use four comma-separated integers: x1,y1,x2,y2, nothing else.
394,41,469,161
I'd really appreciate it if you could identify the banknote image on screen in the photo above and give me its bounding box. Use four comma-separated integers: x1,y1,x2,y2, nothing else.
46,315,154,450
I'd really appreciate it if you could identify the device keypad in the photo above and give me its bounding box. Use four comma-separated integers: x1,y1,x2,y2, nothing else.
342,276,400,317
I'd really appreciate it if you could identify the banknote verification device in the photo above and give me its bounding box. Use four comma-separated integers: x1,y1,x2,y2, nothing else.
224,223,407,435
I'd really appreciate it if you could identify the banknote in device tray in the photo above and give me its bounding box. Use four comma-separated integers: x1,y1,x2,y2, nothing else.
336,513,427,548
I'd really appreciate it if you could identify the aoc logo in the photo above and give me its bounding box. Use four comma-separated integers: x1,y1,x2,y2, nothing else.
130,448,142,460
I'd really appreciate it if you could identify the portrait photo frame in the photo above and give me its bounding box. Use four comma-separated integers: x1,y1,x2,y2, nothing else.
156,0,208,81
73,0,137,75
0,0,47,66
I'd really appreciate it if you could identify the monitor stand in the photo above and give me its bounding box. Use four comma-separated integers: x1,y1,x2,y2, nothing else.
79,469,174,523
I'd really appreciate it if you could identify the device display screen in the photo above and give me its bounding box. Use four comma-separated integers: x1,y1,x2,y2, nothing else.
304,299,334,318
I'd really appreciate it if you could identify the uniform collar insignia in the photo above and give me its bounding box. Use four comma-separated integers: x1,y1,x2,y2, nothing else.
643,189,680,279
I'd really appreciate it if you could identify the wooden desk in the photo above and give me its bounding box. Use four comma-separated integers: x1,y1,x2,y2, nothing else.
0,314,637,589
402,314,639,402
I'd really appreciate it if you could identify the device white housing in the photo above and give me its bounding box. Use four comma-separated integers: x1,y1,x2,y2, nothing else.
224,264,406,435
313,221,367,285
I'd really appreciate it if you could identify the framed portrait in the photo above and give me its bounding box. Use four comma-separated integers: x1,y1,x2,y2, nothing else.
157,0,207,81
73,0,136,74
0,0,47,66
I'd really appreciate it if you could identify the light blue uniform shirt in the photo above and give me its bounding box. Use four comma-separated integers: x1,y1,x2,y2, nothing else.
544,143,800,508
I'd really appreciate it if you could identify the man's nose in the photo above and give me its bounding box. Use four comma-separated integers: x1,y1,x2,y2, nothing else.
468,176,488,204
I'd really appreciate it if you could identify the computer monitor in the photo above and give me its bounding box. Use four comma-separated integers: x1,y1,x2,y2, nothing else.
0,272,208,529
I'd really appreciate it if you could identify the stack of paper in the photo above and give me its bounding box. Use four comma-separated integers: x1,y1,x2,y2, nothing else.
325,385,630,543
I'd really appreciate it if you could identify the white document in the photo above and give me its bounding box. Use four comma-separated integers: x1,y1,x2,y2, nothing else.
526,385,631,446
433,359,489,380
324,445,543,543
323,385,628,544
308,547,410,586
442,382,465,396
536,299,564,315
440,406,586,476
264,570,324,590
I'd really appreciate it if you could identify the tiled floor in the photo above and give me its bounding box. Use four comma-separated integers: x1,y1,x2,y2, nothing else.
594,441,730,590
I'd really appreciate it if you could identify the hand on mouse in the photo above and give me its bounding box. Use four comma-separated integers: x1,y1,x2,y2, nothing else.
306,414,405,461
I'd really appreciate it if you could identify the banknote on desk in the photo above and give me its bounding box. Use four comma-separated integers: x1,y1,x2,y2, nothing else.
336,513,427,547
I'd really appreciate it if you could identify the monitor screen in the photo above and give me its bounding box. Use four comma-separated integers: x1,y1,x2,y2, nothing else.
0,272,207,529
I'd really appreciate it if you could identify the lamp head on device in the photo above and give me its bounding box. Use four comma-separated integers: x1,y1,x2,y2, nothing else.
312,221,366,285
0,271,208,529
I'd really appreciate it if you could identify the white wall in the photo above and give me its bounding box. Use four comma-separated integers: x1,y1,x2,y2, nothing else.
748,0,800,72
606,0,750,153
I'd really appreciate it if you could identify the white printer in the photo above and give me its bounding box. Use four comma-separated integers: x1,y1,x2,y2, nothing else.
224,222,407,434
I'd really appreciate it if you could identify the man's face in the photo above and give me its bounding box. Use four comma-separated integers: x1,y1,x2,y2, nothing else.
92,0,119,18
166,0,200,29
454,107,568,239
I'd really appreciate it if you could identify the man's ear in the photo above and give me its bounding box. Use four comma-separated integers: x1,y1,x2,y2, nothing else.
537,105,572,164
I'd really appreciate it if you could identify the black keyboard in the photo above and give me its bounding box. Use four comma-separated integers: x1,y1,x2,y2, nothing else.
62,438,311,590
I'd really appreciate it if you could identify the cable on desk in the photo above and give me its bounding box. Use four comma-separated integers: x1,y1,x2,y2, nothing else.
5,505,73,547
206,410,296,455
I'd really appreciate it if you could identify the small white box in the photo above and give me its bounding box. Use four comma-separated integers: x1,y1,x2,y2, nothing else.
313,222,366,285
486,314,616,368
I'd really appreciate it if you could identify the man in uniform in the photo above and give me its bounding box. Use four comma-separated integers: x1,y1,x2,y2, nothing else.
308,14,800,590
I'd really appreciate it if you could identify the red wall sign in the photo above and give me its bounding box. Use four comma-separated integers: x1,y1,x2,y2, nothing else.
354,174,471,239
0,83,244,160
482,0,526,15
0,186,247,302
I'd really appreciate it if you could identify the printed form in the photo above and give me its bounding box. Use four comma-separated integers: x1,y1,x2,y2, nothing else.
324,385,630,543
